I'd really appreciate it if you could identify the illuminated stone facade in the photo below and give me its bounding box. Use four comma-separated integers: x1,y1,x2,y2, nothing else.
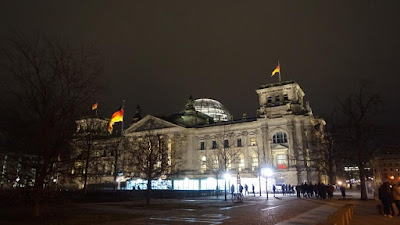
64,81,325,191
124,81,324,189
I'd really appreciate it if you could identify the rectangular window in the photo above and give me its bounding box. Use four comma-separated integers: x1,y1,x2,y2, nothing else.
237,138,242,147
224,139,229,148
277,154,287,169
200,141,205,150
267,96,272,103
212,140,217,149
250,137,256,146
275,95,280,102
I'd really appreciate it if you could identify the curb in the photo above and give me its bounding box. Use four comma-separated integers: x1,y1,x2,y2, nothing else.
317,204,355,225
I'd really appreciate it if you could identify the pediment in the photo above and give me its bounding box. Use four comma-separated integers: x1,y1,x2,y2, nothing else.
123,115,183,134
271,143,289,150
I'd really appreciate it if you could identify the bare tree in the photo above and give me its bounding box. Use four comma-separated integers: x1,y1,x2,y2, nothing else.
212,125,241,201
127,128,169,206
73,118,108,195
0,32,102,216
335,80,383,200
308,122,338,185
108,136,125,191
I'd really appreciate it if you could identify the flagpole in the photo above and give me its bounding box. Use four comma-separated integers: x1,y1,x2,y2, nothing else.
121,100,125,136
95,101,98,117
278,60,281,82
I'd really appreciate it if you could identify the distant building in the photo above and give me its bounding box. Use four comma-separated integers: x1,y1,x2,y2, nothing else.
61,81,326,192
373,146,400,184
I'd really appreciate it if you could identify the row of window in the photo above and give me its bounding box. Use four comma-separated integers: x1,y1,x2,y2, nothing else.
267,94,289,104
200,138,257,150
380,168,400,172
200,132,289,149
199,153,288,172
382,163,399,166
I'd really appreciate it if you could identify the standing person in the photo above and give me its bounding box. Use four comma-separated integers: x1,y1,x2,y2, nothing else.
252,184,255,197
393,182,400,216
231,184,235,195
273,185,276,197
239,185,243,194
296,184,301,199
340,185,346,199
327,184,334,199
379,181,394,217
245,184,249,195
302,182,307,198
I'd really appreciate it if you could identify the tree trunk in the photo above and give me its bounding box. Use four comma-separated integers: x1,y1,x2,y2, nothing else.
32,172,44,217
224,179,227,201
216,175,219,198
146,179,151,206
83,148,90,196
358,164,368,200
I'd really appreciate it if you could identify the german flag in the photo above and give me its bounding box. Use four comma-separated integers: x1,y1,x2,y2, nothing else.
271,65,280,77
92,102,98,110
108,106,124,133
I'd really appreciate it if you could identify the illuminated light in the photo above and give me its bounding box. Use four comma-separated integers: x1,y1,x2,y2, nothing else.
261,168,273,177
137,179,143,183
337,181,343,186
224,173,230,180
389,175,395,180
207,177,215,182
53,178,57,182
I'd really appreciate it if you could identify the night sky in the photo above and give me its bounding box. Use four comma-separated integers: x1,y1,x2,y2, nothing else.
1,1,400,128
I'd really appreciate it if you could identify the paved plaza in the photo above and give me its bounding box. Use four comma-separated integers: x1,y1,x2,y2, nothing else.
1,190,400,225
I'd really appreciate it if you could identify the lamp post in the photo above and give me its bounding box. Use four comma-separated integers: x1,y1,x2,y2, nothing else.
261,168,273,200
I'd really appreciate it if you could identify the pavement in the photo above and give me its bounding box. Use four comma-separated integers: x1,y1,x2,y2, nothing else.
275,189,400,225
97,189,400,225
3,189,398,225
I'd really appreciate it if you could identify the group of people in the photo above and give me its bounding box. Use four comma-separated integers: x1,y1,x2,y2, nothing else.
272,184,295,196
293,182,339,199
378,181,400,218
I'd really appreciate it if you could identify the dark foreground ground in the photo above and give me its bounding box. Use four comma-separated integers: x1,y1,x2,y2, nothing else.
1,190,399,225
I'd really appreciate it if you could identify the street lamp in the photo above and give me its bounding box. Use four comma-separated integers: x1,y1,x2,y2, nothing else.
261,168,274,200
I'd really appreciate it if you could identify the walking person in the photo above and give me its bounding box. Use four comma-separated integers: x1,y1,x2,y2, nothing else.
231,184,235,195
273,185,276,197
245,184,249,195
239,184,243,194
379,181,394,217
252,184,255,197
340,185,346,199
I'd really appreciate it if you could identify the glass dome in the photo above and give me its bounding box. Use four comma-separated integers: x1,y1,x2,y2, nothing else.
194,98,231,122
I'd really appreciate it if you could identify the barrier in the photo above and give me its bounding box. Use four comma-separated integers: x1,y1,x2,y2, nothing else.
317,204,355,225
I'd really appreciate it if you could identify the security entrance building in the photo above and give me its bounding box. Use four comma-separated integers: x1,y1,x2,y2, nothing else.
64,81,325,193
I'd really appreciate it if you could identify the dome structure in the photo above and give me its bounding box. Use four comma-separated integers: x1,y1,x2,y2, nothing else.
194,98,231,122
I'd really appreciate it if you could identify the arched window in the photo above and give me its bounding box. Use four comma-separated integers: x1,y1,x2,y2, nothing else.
200,156,207,173
267,96,272,103
251,153,258,171
211,154,219,170
236,153,245,172
273,132,288,144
